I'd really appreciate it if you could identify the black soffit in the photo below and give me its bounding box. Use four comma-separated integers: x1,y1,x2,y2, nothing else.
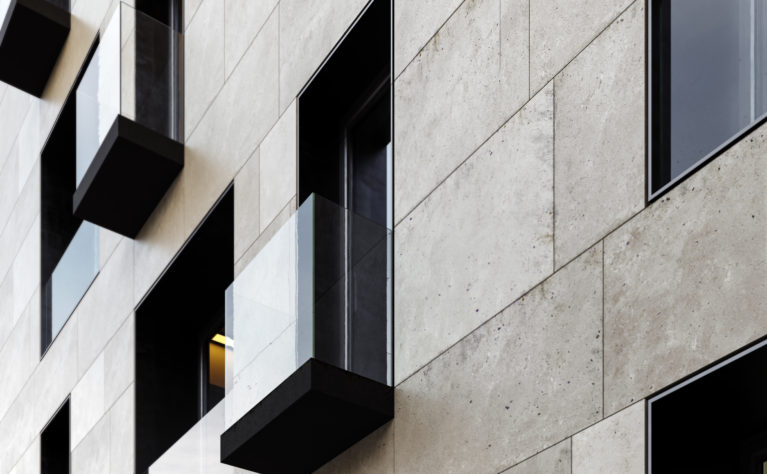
73,115,183,238
220,358,394,474
0,0,69,97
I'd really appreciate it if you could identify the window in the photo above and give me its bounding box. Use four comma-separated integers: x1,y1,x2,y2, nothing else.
40,38,100,356
649,339,767,473
41,399,69,474
135,187,232,474
649,0,767,198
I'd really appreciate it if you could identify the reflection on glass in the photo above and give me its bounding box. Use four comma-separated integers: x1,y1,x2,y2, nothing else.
659,0,767,189
75,2,182,186
224,194,392,429
43,222,99,349
147,401,235,473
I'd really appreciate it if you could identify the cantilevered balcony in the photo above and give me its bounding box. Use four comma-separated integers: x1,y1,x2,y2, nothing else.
221,194,393,473
0,0,69,96
73,2,182,238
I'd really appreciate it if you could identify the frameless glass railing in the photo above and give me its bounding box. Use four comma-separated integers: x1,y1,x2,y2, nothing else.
224,193,392,429
147,401,237,474
42,221,99,352
75,1,181,186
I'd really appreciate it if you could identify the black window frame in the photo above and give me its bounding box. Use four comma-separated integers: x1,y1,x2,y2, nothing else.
648,0,767,202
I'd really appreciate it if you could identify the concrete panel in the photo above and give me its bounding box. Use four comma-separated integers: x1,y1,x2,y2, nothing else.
9,437,39,474
604,123,767,415
0,88,30,172
234,196,295,277
394,0,529,221
0,294,39,423
104,315,134,410
16,104,39,191
184,0,225,141
393,0,462,76
183,10,278,233
315,423,393,474
0,160,39,285
260,100,296,233
71,354,105,449
72,416,110,474
553,0,645,268
234,149,259,263
394,244,603,474
224,0,278,77
530,0,634,93
184,0,202,30
395,83,553,383
0,142,19,229
109,387,134,474
11,218,39,323
572,402,645,474
501,438,571,474
278,0,369,113
76,239,133,377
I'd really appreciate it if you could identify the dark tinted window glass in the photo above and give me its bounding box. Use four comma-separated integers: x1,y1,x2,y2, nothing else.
651,0,767,195
649,340,767,473
41,400,69,474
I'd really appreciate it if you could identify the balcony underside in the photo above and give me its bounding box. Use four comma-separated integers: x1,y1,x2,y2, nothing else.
73,115,183,238
0,0,69,97
220,358,393,474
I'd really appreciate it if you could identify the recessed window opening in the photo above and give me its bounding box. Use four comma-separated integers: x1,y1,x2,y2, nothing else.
40,38,100,356
135,186,233,474
41,398,70,474
649,338,767,473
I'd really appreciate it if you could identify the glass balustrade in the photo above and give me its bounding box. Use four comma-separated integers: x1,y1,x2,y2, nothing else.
148,401,236,474
224,193,392,429
75,1,181,186
42,221,99,351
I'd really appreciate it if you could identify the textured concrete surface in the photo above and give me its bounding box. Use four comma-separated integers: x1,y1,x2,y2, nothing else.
554,0,645,268
395,245,602,474
315,423,394,474
259,100,297,233
501,439,571,474
225,0,278,77
530,0,634,93
395,0,529,220
395,83,553,383
393,0,462,76
604,122,767,415
572,402,645,474
234,149,260,262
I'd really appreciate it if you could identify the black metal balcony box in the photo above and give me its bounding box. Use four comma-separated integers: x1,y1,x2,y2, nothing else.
0,0,69,97
72,3,183,238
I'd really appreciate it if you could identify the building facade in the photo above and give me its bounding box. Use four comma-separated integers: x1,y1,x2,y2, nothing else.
0,0,765,472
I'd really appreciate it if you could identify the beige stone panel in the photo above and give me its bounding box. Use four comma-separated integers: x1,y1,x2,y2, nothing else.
9,437,39,474
530,0,634,94
501,438,571,474
0,88,30,172
104,315,135,410
109,387,134,474
11,217,39,323
76,239,133,377
71,354,106,449
0,155,39,284
278,0,369,113
184,0,225,141
260,100,296,233
72,416,110,474
604,123,767,415
234,196,296,277
395,83,553,383
553,0,645,268
315,423,393,474
133,177,185,305
234,149,259,263
183,11,278,234
0,294,39,423
225,0,278,77
572,402,645,474
393,0,462,76
395,0,529,221
394,245,602,474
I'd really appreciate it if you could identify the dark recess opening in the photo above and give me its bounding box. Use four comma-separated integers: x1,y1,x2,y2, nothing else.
135,186,233,474
40,37,99,354
650,339,767,473
41,398,69,474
